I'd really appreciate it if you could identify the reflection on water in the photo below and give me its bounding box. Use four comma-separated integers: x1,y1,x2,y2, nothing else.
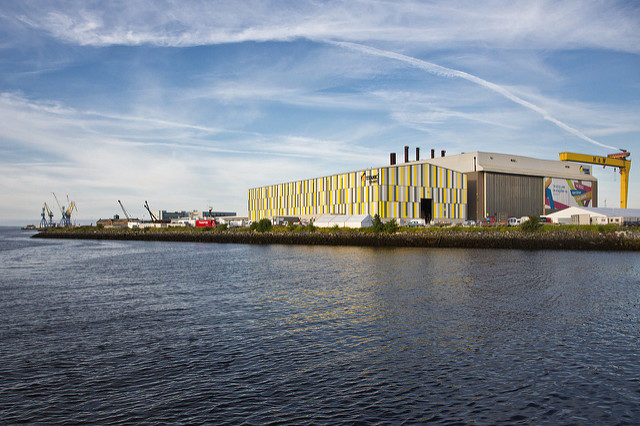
0,227,639,423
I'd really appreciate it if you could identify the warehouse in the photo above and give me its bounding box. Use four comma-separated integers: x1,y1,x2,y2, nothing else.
248,148,467,222
425,151,597,220
248,148,599,223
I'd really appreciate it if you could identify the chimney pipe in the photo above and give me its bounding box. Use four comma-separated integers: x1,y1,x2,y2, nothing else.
415,147,420,161
431,149,435,159
390,152,396,165
404,146,409,163
441,150,446,157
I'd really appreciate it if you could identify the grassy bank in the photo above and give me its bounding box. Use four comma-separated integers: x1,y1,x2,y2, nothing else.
33,225,640,251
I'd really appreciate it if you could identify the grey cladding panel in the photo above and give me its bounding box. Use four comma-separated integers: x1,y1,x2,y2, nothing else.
485,173,543,218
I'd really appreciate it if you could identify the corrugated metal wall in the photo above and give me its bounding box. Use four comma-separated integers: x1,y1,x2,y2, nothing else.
485,172,543,218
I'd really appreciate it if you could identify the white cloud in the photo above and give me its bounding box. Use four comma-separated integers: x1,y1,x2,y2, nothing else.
5,0,640,53
0,92,388,223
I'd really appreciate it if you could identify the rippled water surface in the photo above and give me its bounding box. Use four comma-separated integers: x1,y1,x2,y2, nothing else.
1,227,639,423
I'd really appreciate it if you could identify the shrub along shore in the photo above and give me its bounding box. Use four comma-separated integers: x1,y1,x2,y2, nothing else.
32,224,640,251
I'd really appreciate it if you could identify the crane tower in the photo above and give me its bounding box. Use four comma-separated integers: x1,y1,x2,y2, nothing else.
39,202,55,228
559,149,631,209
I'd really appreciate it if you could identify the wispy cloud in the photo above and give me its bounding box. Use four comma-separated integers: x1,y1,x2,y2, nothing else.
332,41,618,150
4,1,639,53
504,87,640,139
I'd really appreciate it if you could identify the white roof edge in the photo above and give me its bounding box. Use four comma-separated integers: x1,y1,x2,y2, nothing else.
425,151,597,181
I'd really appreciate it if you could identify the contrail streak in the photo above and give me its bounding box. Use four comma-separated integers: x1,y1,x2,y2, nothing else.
331,41,616,150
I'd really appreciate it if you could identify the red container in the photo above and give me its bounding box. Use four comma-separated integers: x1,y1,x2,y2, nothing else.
195,220,213,227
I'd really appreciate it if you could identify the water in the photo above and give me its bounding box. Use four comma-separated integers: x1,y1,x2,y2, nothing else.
1,227,639,423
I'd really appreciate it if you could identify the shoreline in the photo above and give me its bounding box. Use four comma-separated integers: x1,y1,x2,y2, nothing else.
32,227,640,251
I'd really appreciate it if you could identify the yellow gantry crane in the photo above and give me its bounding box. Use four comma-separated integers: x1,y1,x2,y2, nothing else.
559,150,631,209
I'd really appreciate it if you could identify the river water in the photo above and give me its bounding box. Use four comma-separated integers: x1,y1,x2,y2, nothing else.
1,227,639,423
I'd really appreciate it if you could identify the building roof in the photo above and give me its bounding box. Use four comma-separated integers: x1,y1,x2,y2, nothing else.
546,206,640,218
424,151,597,181
249,150,597,190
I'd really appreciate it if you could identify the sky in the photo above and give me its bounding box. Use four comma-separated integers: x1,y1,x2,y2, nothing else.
0,0,639,224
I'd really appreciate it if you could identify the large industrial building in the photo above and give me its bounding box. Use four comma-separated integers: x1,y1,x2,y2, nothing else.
426,151,597,220
248,148,467,222
248,147,598,223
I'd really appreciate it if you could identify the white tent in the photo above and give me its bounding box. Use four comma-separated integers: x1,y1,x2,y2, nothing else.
343,215,374,228
545,207,640,225
313,215,340,227
313,214,373,228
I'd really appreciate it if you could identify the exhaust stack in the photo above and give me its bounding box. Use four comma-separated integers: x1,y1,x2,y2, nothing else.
441,150,446,157
390,153,396,165
415,147,420,161
404,146,409,163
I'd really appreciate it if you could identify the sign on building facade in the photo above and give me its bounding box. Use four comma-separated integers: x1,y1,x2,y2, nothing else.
544,178,593,211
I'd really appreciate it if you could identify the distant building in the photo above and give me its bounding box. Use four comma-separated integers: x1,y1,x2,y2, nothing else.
96,217,130,228
202,210,236,219
157,210,236,220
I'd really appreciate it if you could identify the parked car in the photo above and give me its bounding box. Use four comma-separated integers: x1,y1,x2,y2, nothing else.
508,217,520,226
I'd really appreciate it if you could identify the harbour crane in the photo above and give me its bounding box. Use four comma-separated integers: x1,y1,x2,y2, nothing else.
52,193,77,227
117,200,132,221
559,149,632,209
144,200,159,222
61,195,77,227
39,202,54,228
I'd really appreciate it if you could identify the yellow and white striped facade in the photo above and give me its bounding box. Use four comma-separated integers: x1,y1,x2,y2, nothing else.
248,162,467,221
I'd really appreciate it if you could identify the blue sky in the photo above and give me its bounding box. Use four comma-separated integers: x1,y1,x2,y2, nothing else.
1,0,639,224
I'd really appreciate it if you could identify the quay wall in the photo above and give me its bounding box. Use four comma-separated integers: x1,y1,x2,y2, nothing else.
33,228,640,251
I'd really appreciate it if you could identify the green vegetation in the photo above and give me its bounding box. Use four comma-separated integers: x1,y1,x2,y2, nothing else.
518,215,542,232
372,214,384,232
369,215,400,233
383,218,399,234
250,218,273,232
